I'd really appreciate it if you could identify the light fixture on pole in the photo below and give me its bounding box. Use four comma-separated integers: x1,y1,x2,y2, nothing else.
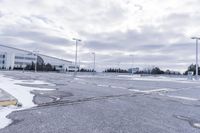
73,38,81,76
191,37,200,80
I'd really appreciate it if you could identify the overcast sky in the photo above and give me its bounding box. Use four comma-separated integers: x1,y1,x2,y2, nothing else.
0,0,199,72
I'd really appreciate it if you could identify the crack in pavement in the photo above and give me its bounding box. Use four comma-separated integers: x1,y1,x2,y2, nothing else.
13,93,144,113
36,93,139,108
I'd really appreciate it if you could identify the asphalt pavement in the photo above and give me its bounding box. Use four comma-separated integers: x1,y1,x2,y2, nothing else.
0,71,200,133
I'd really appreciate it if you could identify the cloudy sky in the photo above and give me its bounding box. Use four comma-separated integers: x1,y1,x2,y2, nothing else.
0,0,199,72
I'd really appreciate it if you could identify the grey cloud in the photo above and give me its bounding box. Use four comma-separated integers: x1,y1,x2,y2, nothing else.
83,26,184,52
22,15,53,24
1,27,71,47
14,42,74,61
0,0,198,72
0,10,6,18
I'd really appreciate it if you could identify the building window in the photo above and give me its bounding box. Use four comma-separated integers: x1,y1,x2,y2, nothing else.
0,54,5,58
15,56,36,60
15,56,24,59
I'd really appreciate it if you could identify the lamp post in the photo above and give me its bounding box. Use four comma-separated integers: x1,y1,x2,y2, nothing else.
23,54,25,73
118,62,120,73
130,54,134,75
33,50,39,73
73,38,81,76
191,37,200,80
92,52,96,75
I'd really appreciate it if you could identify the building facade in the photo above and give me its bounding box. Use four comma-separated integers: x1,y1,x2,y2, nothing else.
0,44,73,71
128,67,139,74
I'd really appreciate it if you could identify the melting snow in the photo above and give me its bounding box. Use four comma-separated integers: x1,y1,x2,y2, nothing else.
166,95,198,101
129,88,174,93
0,74,54,129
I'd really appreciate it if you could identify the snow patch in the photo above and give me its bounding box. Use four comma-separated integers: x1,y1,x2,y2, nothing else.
193,123,200,128
129,88,174,93
21,80,56,87
167,95,198,101
0,75,54,129
110,86,127,89
97,84,109,88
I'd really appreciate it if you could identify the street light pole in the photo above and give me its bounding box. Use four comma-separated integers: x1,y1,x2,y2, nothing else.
118,62,120,73
192,37,200,80
23,54,25,73
33,50,39,73
130,55,134,75
92,52,96,75
73,38,81,76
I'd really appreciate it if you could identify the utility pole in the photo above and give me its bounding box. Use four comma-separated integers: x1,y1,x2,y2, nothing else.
73,38,81,76
192,37,200,80
92,52,96,75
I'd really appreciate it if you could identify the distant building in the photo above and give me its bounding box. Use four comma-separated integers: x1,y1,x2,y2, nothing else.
68,66,80,72
0,44,73,71
128,67,139,74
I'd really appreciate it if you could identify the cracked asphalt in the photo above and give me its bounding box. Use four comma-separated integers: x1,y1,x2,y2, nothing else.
1,71,200,133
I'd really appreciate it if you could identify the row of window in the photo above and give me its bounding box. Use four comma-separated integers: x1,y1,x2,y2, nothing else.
0,60,5,64
14,61,31,65
0,55,5,58
15,56,36,60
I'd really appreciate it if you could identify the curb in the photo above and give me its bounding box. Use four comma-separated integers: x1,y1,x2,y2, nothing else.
0,100,18,106
0,89,18,107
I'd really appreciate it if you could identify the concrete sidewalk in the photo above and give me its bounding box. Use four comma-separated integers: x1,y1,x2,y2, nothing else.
0,89,17,106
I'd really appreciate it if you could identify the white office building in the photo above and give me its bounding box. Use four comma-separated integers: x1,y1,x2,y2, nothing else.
0,44,74,71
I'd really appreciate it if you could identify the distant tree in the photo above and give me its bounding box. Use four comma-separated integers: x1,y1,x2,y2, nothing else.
104,68,128,73
165,69,171,75
151,67,164,74
53,66,56,71
79,68,95,72
25,62,56,72
184,64,200,75
44,63,52,71
165,69,181,75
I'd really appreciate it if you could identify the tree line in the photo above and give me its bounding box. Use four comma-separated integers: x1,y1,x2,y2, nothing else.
104,67,181,75
19,62,57,71
184,64,200,75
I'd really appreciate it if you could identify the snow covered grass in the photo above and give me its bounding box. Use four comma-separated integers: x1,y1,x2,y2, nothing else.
0,74,54,129
0,106,18,129
129,88,175,94
117,74,198,83
166,95,199,101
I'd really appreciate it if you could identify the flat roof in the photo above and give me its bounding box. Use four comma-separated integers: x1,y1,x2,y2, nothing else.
0,44,72,63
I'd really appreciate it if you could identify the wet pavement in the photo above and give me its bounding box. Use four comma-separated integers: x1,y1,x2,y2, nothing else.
0,71,200,133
